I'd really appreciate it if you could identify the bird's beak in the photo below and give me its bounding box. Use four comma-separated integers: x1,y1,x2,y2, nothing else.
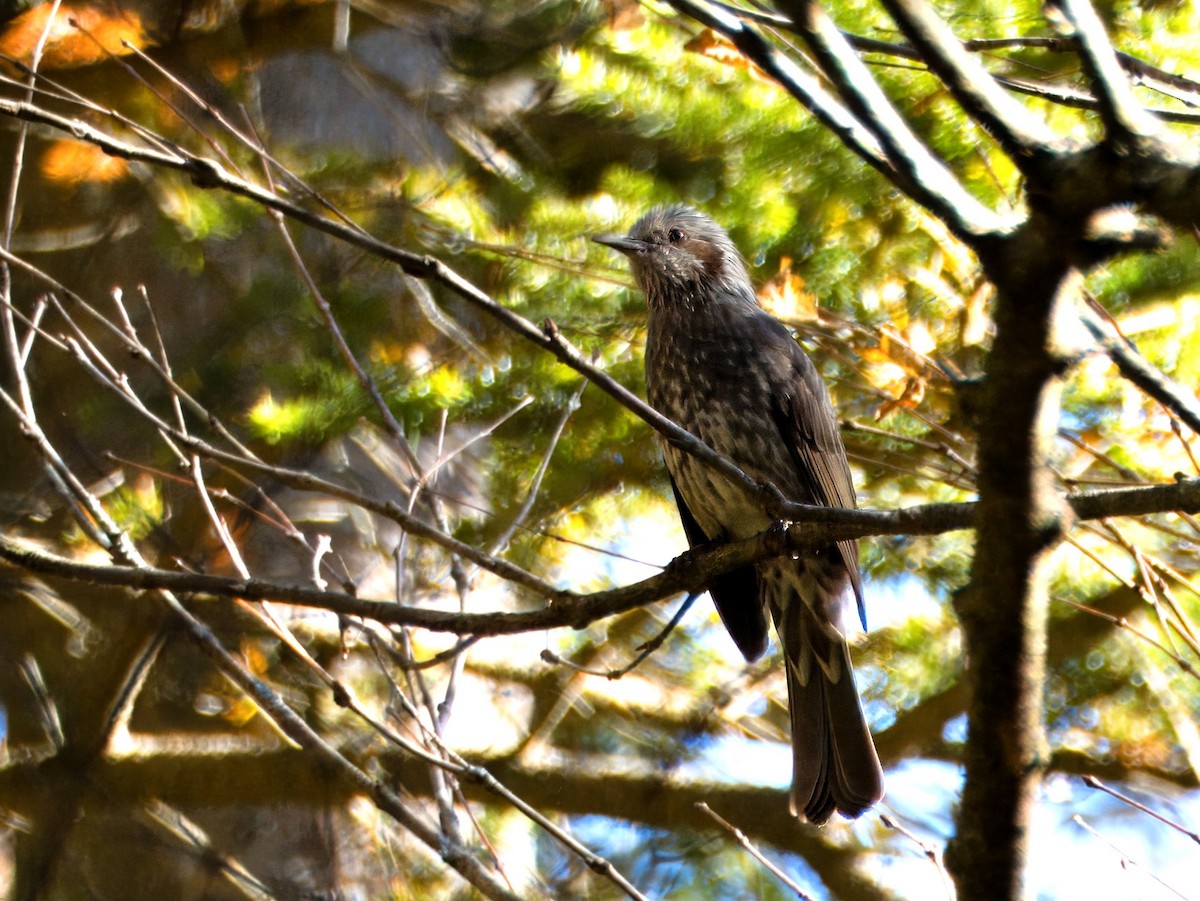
592,233,647,256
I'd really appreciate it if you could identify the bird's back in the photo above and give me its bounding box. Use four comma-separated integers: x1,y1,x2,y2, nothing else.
645,297,837,540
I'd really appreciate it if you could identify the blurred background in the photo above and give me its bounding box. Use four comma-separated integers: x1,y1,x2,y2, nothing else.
0,1,1197,898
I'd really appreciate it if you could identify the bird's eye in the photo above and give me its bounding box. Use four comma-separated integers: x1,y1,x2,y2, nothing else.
667,227,685,244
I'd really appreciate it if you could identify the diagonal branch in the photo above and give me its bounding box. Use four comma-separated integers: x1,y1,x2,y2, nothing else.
0,102,784,531
667,0,1009,238
1052,0,1167,145
842,33,1200,117
773,0,1009,237
1080,307,1200,438
663,0,892,175
875,0,1069,162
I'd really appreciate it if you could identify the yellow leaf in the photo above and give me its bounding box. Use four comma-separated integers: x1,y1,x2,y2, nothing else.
684,28,767,79
877,324,933,376
759,256,819,322
0,3,150,70
874,376,926,420
223,696,259,727
40,140,129,186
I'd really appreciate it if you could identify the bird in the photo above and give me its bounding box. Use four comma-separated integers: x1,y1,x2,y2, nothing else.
594,205,884,823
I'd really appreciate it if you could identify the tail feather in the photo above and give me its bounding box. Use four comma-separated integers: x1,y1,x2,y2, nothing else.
782,598,885,824
786,660,836,822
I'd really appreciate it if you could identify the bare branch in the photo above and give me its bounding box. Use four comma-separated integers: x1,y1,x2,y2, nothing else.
779,1,1012,237
663,1,892,170
697,803,817,900
872,0,1068,161
843,34,1200,123
1081,775,1200,846
1079,305,1200,438
1051,0,1167,145
668,0,1011,237
0,98,780,525
880,815,955,901
5,478,1200,636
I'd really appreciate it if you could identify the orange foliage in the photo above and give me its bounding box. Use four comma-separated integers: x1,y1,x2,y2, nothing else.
684,28,777,82
759,256,820,322
861,324,935,419
600,0,645,30
0,3,149,70
40,139,129,185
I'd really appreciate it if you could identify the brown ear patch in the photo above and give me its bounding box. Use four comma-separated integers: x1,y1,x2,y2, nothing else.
691,238,726,280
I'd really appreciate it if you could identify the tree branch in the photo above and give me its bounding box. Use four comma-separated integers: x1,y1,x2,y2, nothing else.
4,478,1200,634
669,0,1010,238
842,33,1200,124
874,0,1068,163
1079,308,1200,439
1052,0,1166,145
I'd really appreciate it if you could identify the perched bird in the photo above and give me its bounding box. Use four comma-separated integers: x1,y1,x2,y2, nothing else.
594,206,884,823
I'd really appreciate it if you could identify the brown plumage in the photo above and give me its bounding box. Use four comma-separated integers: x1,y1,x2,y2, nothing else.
594,206,884,823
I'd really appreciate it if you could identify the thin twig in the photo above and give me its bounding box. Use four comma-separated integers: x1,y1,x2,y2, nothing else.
1081,775,1200,845
386,677,652,901
1070,814,1191,899
696,803,815,900
541,592,700,679
487,377,588,558
880,814,955,900
1080,306,1200,439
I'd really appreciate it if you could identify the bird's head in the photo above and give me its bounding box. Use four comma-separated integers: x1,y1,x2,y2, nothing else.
593,205,754,310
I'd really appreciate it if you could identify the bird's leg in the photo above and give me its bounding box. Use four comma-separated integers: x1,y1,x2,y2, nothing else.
764,518,795,559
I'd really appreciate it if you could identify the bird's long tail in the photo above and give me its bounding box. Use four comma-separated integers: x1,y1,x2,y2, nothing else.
782,598,885,824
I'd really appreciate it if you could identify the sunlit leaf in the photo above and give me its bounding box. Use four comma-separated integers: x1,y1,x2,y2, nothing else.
40,140,130,185
0,3,149,69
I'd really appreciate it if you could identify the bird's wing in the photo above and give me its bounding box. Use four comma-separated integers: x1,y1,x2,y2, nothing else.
766,326,866,628
669,473,768,661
